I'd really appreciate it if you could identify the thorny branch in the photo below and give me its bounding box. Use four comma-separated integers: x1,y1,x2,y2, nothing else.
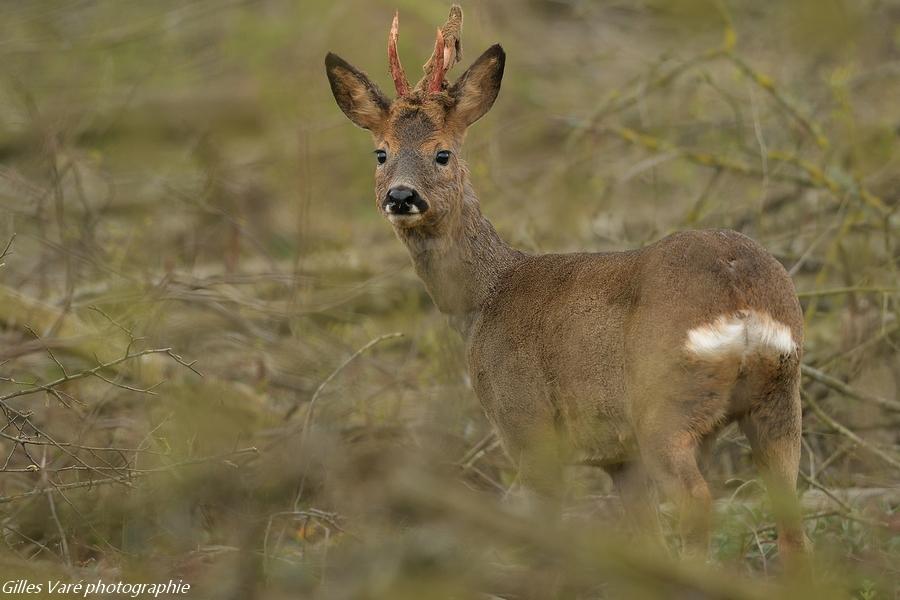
0,347,198,405
0,309,203,502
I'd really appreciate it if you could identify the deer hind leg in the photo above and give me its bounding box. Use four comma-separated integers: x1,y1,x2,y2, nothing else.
739,373,810,570
627,358,733,558
638,429,713,558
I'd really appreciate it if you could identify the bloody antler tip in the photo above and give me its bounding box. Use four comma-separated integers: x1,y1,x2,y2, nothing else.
388,10,410,97
428,28,446,93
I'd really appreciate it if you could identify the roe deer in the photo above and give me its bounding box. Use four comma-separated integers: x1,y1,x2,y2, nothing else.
325,5,808,563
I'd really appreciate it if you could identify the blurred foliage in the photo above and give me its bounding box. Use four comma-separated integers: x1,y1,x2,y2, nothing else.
0,1,898,598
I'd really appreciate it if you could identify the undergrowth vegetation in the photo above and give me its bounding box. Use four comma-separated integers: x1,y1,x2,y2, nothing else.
0,1,897,598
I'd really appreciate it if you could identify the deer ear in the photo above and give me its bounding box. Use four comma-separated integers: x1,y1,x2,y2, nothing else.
325,53,390,131
450,44,505,127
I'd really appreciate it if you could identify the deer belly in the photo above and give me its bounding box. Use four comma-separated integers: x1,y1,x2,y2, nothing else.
467,311,633,464
556,390,636,466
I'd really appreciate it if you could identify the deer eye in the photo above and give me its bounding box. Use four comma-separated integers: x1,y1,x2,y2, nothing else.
435,150,451,166
374,149,387,165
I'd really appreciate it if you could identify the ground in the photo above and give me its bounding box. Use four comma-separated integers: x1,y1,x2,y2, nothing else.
0,1,897,598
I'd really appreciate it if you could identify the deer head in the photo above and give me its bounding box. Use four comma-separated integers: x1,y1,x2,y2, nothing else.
325,6,504,233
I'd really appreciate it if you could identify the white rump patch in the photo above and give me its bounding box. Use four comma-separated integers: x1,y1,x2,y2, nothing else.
685,310,796,361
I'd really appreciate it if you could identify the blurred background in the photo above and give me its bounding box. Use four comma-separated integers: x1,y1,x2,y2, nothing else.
0,1,898,598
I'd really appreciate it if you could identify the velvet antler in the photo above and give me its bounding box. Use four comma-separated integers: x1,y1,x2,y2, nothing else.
389,5,463,97
420,5,463,93
388,11,410,96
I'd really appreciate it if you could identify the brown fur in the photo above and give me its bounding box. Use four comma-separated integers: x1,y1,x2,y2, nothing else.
325,19,808,565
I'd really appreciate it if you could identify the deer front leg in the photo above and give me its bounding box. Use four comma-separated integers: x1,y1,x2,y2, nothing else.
514,433,565,511
494,409,566,514
472,360,567,511
608,461,665,545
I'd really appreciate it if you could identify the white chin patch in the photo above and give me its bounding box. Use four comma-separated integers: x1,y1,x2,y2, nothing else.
685,310,796,361
387,213,423,225
385,205,420,215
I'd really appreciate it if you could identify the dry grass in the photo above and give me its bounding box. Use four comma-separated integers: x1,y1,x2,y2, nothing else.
0,1,897,598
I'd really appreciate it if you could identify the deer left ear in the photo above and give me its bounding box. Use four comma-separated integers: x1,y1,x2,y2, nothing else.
450,44,505,127
325,53,390,131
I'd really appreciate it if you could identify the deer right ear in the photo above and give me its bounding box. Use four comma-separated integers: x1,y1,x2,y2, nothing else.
325,53,390,131
450,44,505,127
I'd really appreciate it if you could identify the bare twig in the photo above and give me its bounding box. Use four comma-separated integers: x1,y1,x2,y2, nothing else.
796,286,898,298
0,346,196,404
802,390,900,471
0,447,258,505
45,490,70,566
802,364,900,413
286,332,404,423
727,55,829,149
0,233,15,268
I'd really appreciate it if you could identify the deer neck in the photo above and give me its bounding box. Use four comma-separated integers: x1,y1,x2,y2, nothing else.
394,182,522,335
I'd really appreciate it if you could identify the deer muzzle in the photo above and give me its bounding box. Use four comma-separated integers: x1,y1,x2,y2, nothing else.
383,186,429,220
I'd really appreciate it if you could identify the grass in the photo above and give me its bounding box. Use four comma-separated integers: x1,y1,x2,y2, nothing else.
0,1,897,598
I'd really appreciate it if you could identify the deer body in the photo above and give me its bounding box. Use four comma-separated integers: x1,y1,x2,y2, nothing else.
403,184,802,480
326,6,807,563
467,228,802,466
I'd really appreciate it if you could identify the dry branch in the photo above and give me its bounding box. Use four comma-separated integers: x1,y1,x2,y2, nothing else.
802,364,900,413
727,55,829,150
0,234,15,268
802,390,900,471
608,125,892,217
285,331,404,423
0,447,258,505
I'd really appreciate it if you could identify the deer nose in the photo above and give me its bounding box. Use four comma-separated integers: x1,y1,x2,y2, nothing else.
388,187,415,202
383,186,427,215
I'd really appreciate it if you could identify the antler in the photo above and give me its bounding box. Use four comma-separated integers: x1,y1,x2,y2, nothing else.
427,28,445,93
389,5,463,97
421,5,463,93
388,11,410,96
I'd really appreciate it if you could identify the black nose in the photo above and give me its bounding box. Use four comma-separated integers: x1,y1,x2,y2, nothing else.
388,187,415,202
383,186,427,215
